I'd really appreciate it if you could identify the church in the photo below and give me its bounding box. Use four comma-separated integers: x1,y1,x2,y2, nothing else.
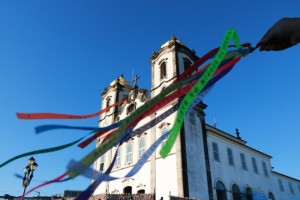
92,36,300,200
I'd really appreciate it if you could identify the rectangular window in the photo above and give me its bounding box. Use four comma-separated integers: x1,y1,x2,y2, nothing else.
240,153,247,170
212,142,220,161
262,161,268,177
278,179,284,192
227,148,234,166
138,136,146,159
126,142,133,165
114,148,121,169
252,157,258,174
161,126,168,148
289,182,295,194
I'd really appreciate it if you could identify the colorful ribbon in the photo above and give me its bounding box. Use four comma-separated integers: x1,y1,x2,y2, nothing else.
68,132,169,199
67,52,241,178
0,137,84,168
14,30,258,199
17,100,126,120
160,29,248,157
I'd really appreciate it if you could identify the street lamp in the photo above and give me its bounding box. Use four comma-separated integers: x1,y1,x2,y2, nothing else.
22,157,38,199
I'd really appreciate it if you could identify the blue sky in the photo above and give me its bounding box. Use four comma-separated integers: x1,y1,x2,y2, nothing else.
1,0,300,197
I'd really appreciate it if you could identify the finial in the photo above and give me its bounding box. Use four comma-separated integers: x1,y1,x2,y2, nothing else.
236,128,241,140
213,118,217,128
171,34,177,41
120,73,124,78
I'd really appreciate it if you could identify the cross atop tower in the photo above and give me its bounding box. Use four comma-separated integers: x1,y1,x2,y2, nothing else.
132,75,140,87
236,128,241,140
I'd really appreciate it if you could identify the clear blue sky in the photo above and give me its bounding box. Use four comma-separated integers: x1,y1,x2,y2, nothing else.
1,0,300,197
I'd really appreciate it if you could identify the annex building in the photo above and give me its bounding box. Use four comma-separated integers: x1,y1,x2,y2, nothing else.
92,36,300,200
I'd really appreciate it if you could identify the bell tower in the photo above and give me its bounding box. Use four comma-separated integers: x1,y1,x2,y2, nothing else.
93,37,211,200
149,35,199,98
99,74,132,127
149,36,210,199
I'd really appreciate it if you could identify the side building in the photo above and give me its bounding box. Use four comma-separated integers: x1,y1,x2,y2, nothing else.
206,125,300,200
92,36,300,200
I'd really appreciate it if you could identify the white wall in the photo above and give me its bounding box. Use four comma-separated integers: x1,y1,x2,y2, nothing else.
184,111,209,200
207,132,300,200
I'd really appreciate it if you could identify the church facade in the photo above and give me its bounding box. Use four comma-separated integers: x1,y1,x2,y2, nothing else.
93,37,300,200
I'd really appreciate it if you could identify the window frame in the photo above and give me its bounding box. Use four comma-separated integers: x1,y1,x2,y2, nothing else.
278,179,284,192
114,147,121,169
138,135,146,159
212,142,220,162
160,124,169,148
227,148,234,166
126,141,133,165
160,62,167,79
231,184,241,200
106,97,111,112
252,157,259,174
240,153,247,171
183,58,192,72
262,161,269,177
289,182,295,194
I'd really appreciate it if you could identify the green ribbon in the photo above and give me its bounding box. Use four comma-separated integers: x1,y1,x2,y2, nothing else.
66,29,246,178
66,62,201,178
0,137,84,168
160,29,243,157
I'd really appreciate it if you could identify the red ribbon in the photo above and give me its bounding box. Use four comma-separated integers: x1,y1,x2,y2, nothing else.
16,100,126,120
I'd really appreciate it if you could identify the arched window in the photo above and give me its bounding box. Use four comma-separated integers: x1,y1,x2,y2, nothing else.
99,154,105,172
126,141,133,165
138,136,146,159
138,189,145,194
245,187,252,200
268,192,275,200
183,58,192,71
160,62,167,79
106,98,111,112
127,103,136,115
232,184,241,200
123,186,132,194
216,181,227,200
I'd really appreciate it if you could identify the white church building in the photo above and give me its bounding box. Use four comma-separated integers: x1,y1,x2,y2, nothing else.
93,36,300,200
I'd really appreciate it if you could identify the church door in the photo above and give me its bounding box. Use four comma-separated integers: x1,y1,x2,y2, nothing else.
123,186,132,194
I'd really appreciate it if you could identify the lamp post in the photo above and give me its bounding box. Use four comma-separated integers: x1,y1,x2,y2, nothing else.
22,157,38,200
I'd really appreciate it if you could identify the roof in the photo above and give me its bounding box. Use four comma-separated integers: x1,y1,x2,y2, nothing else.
109,75,131,87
